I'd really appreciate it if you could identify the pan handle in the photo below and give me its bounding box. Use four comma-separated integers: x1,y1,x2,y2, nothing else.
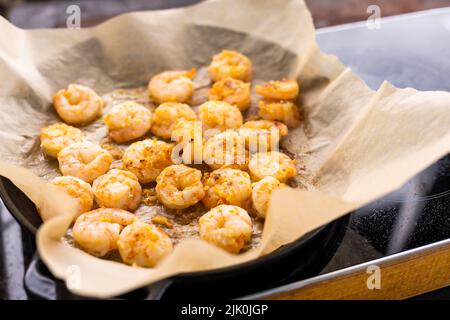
24,253,57,300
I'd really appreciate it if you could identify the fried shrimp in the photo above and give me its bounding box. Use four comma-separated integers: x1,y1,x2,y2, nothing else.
155,165,204,209
248,151,297,182
40,123,84,158
92,169,142,211
171,120,203,164
198,101,243,133
122,139,173,183
208,50,252,82
208,78,251,111
118,221,173,267
239,120,288,153
49,176,93,216
57,142,113,183
258,99,300,128
202,168,252,208
251,176,286,218
203,130,248,170
199,204,253,254
53,84,104,125
148,69,196,104
103,101,152,143
73,208,137,257
255,79,299,100
150,102,197,139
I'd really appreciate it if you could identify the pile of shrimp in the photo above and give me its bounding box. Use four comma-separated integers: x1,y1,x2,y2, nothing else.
39,49,301,268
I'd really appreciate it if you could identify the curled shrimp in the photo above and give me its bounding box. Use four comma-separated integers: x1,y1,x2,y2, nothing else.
239,120,288,153
53,84,104,125
208,78,251,111
40,123,84,158
171,120,203,164
73,208,137,257
58,141,113,183
248,151,297,182
199,204,253,254
202,168,252,208
208,50,252,82
198,101,243,133
49,176,93,216
103,101,152,143
251,176,286,218
92,169,142,211
203,130,248,170
155,164,205,209
258,99,300,128
148,69,196,104
118,221,173,267
255,79,299,100
150,102,197,139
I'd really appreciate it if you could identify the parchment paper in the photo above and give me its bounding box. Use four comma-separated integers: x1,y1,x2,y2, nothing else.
1,0,450,298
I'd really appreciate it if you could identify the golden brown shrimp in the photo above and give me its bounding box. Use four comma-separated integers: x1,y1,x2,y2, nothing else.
203,130,248,170
239,120,288,153
208,78,251,111
255,79,299,100
150,102,197,139
73,208,137,257
155,165,205,209
199,204,253,254
103,101,152,143
258,99,300,128
117,221,173,267
171,120,203,164
198,101,243,133
57,142,113,183
251,176,286,218
53,84,104,125
122,139,173,184
40,123,84,158
208,50,252,82
49,176,93,216
248,151,297,182
148,69,196,104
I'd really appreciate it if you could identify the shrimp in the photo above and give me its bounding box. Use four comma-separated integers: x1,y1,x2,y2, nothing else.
239,120,288,153
148,69,196,104
198,101,243,133
258,99,300,128
199,204,253,254
49,176,93,216
248,151,297,182
73,208,137,257
155,165,204,209
118,221,173,267
208,50,252,82
57,141,113,183
255,79,299,100
92,169,142,211
122,139,173,184
251,176,286,218
208,78,251,111
40,123,84,158
202,168,252,208
150,102,197,139
103,101,152,143
53,84,104,125
171,120,203,164
203,130,248,170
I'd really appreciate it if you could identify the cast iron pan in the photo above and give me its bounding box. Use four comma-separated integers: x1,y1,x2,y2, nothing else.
0,176,350,299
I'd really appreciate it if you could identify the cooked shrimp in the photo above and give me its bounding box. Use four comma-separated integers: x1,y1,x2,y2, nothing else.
208,50,252,82
199,204,253,254
208,78,251,111
258,99,300,128
171,120,203,164
58,142,113,183
248,151,297,182
239,120,288,153
73,208,137,257
118,221,173,267
53,84,104,125
103,101,152,143
198,101,243,133
150,102,197,139
251,176,286,218
92,169,142,211
202,168,252,208
155,165,204,209
255,79,299,100
49,176,93,216
122,139,173,183
40,123,84,158
203,130,248,170
148,69,196,104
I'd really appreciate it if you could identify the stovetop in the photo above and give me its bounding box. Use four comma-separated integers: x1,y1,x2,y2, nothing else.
2,8,450,299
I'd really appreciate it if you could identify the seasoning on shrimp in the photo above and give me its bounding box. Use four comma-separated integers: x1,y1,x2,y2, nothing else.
251,176,287,218
239,120,288,153
208,50,252,82
209,78,251,111
248,151,297,182
255,79,299,100
203,130,248,170
258,99,300,128
150,102,197,139
49,176,93,216
148,69,196,104
198,101,243,133
40,123,84,158
171,120,203,164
